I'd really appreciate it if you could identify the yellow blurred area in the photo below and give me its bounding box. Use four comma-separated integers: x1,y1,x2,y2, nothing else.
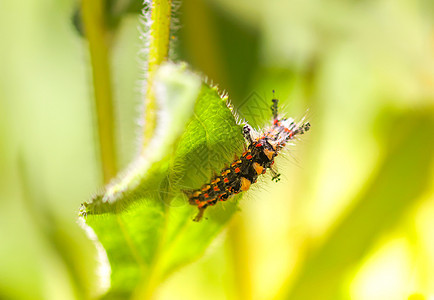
1,0,433,299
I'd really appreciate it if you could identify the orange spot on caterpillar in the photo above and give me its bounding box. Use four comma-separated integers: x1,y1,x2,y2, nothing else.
211,178,220,184
246,154,253,160
235,167,241,173
231,160,241,167
240,177,251,191
263,149,274,160
219,193,227,201
223,178,229,183
256,143,262,147
253,162,264,174
213,186,220,191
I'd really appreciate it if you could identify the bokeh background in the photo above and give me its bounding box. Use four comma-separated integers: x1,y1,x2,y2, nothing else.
1,0,433,299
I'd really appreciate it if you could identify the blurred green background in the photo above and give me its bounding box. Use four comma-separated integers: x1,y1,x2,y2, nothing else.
1,0,434,299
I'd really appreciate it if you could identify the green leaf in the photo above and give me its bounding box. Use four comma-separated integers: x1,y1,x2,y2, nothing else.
281,108,434,300
81,62,245,298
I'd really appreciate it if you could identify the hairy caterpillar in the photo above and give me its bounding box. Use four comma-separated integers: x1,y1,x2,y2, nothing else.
186,93,310,221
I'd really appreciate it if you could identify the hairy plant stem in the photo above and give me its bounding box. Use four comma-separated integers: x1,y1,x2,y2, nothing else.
134,2,173,298
81,0,118,183
142,0,173,153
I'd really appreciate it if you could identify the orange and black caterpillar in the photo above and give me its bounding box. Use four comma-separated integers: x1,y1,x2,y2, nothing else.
186,94,310,221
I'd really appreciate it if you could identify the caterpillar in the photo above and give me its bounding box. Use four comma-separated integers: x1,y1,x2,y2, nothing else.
186,93,310,221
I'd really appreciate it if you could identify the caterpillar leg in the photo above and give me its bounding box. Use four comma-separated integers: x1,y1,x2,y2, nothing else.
193,206,207,222
293,121,311,135
270,167,281,182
